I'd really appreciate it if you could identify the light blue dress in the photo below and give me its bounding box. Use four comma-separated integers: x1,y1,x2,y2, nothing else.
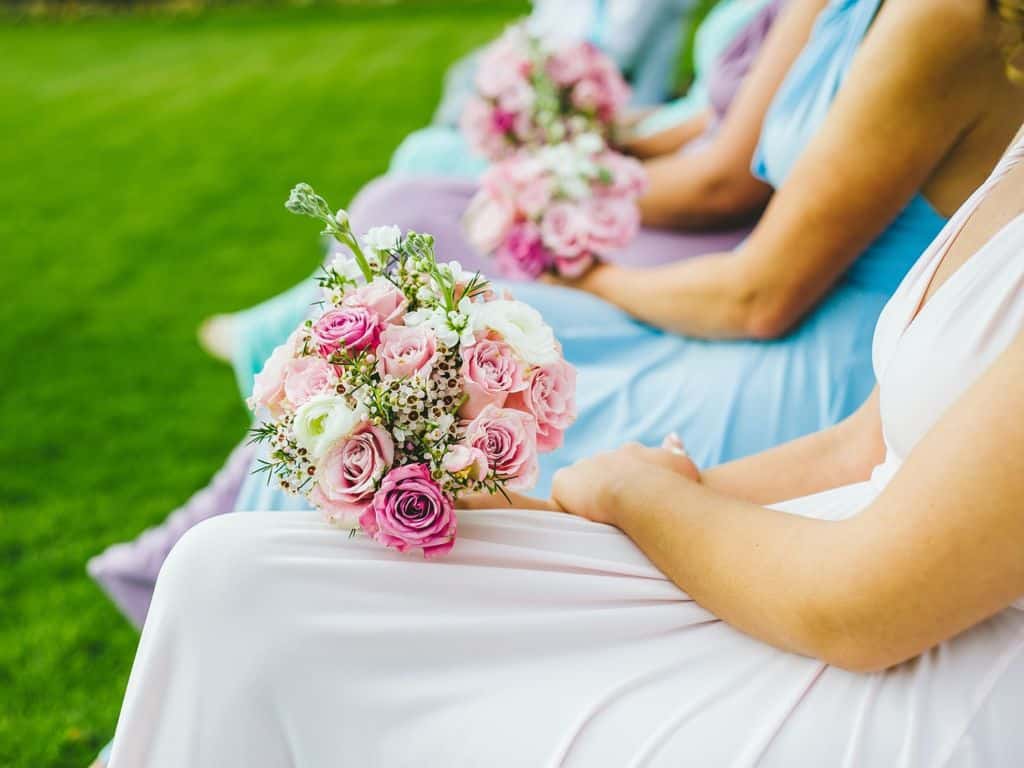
235,0,946,509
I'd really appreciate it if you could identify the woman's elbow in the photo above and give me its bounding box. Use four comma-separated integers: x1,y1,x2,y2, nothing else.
740,292,805,340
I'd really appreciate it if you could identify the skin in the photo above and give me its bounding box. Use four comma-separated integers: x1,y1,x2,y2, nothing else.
549,0,1024,341
627,0,830,229
548,131,1024,672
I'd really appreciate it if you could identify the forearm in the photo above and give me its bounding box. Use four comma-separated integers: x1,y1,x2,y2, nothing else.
621,111,711,160
700,407,882,504
585,252,772,339
609,466,842,658
639,148,771,230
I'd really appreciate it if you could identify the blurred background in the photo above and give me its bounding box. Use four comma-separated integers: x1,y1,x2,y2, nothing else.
0,0,715,764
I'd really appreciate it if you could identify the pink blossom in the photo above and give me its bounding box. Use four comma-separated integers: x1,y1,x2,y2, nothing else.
283,357,337,408
461,98,513,160
598,151,648,197
360,463,457,558
465,404,538,491
311,424,395,526
312,306,381,358
343,277,407,324
464,187,516,254
460,339,527,418
583,196,640,257
540,201,590,259
443,444,489,481
494,221,553,280
506,360,577,452
376,324,438,380
249,340,294,417
553,252,596,279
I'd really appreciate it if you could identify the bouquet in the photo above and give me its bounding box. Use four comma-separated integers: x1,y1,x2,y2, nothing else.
461,24,631,161
463,135,647,279
247,184,577,558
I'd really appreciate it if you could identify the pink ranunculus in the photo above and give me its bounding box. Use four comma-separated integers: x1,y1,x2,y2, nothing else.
583,196,640,257
360,463,457,557
343,277,407,324
442,444,489,481
312,306,382,358
460,339,527,418
494,221,554,280
248,340,294,417
464,187,517,255
311,424,395,527
506,360,577,452
540,201,591,259
376,324,439,380
283,356,338,408
465,404,538,491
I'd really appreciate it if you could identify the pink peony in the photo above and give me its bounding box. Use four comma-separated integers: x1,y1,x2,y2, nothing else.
343,277,407,324
283,357,338,408
376,324,438,380
460,339,527,418
506,360,577,452
311,424,395,527
583,196,640,257
361,463,457,558
443,444,489,481
312,306,382,358
465,404,538,491
494,221,554,280
249,340,294,417
540,201,591,259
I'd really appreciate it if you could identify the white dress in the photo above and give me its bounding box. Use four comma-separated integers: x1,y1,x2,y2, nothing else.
109,137,1024,767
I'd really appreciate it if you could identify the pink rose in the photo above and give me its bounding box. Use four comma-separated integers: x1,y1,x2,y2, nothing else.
443,444,489,481
343,277,407,324
248,340,294,417
461,98,513,160
506,360,577,452
571,78,604,113
311,424,395,526
546,43,591,86
283,357,338,408
360,463,457,558
516,174,554,218
464,187,516,254
598,150,647,197
465,404,538,491
312,306,382,358
494,221,554,280
377,324,438,379
540,202,590,259
460,339,527,418
583,196,640,257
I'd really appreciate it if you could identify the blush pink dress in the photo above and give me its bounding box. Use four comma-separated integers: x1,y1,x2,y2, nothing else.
108,134,1024,767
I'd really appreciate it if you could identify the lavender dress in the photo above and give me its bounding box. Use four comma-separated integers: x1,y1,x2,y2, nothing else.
88,0,786,630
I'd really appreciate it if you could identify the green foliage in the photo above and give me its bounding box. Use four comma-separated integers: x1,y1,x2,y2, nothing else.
0,4,520,765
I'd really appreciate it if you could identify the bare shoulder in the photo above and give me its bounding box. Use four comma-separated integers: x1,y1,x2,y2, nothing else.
877,0,1000,60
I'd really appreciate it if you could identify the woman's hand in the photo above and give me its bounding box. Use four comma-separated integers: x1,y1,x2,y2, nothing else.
540,261,624,301
551,438,700,525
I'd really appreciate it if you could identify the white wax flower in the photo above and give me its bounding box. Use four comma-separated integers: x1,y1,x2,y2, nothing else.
292,395,366,459
331,254,365,284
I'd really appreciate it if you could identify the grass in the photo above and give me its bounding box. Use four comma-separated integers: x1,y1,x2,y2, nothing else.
0,4,523,764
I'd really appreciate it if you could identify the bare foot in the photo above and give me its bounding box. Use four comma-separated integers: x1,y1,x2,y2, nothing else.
197,314,236,364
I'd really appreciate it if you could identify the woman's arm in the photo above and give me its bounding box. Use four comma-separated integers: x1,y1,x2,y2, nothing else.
569,0,1002,339
552,331,1024,672
621,110,712,161
636,0,827,229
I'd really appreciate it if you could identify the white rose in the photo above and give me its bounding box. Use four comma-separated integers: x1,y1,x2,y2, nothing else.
292,395,366,460
469,300,558,365
360,225,402,253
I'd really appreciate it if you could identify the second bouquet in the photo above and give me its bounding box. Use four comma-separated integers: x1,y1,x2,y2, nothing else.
248,184,577,558
464,135,647,280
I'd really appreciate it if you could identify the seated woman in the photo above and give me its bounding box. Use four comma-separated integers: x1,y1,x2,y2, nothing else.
108,118,1024,766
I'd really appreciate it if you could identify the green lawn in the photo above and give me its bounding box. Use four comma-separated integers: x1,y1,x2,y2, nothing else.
0,4,523,764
